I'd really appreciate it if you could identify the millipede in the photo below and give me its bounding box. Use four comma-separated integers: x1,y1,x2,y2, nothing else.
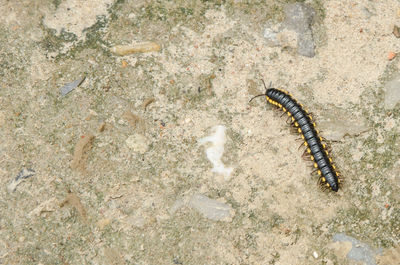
250,80,341,192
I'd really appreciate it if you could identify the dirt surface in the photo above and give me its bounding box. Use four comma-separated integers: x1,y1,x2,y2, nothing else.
0,0,399,264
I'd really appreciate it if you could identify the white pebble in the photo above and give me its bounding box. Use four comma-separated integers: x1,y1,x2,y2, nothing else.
125,134,149,154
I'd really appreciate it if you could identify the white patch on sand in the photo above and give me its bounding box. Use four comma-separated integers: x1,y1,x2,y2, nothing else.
43,0,114,40
198,125,233,178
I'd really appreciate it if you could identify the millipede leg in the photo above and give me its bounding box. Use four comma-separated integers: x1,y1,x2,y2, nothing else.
298,142,306,150
302,149,311,160
290,127,299,134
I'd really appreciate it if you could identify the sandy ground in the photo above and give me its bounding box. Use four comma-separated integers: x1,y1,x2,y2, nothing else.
0,0,399,264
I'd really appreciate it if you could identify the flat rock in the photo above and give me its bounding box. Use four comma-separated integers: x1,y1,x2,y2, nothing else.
384,74,400,109
332,233,381,265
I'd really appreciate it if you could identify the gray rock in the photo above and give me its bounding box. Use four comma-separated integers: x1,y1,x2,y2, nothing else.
384,74,400,109
283,3,316,57
263,25,279,47
333,233,382,265
60,76,86,96
283,3,315,34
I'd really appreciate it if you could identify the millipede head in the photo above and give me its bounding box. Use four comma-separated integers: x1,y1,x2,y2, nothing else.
249,79,274,103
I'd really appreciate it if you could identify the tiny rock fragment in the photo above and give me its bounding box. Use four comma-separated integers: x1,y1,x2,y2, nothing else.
313,251,318,259
384,74,400,109
110,42,161,56
393,25,400,38
60,76,86,96
28,197,59,218
7,168,35,193
98,122,107,132
388,52,396,61
60,193,88,223
71,133,95,172
263,26,279,46
142,98,155,110
125,134,149,154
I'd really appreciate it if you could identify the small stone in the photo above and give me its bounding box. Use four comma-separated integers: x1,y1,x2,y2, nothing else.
125,134,149,154
388,52,396,61
263,26,279,46
60,76,86,96
393,25,400,38
384,74,400,109
313,251,318,259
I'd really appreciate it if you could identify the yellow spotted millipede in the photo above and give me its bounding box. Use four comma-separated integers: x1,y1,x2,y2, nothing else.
250,81,341,192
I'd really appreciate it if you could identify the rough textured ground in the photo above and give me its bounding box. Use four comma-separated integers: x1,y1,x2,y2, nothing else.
0,0,399,264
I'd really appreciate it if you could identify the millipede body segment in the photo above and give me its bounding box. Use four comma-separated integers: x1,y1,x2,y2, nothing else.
254,85,341,192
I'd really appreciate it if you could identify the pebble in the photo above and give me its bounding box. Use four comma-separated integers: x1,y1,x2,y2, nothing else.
313,251,318,259
388,52,396,61
125,134,149,154
60,76,86,96
393,25,400,38
263,25,279,47
384,74,400,109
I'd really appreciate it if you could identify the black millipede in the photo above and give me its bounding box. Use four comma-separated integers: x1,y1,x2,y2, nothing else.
250,81,341,192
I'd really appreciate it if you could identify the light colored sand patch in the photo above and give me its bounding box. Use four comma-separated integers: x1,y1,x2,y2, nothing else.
43,0,115,39
199,125,233,178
